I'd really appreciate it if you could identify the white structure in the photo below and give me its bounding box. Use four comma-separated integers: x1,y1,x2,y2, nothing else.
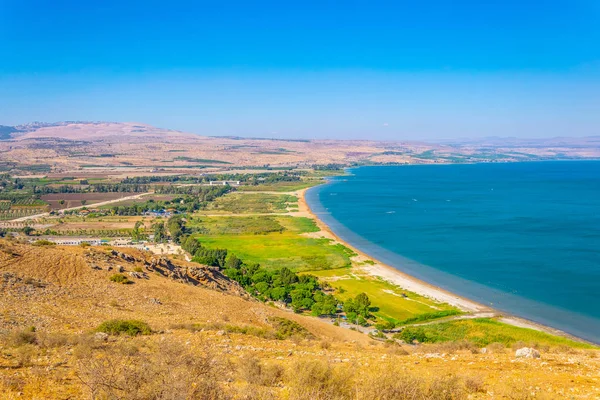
41,237,102,246
209,180,240,186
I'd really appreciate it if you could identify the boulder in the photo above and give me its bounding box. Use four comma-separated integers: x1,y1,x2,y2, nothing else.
515,347,540,359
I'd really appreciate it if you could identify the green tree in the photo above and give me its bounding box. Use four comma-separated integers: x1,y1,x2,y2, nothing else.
131,220,143,241
254,281,270,295
355,293,371,315
167,215,185,243
343,293,372,323
152,222,166,243
269,287,287,301
224,254,242,270
278,267,298,286
397,327,429,343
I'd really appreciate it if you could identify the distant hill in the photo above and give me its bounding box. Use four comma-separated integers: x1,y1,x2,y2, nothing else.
10,121,195,141
2,120,600,173
0,125,20,140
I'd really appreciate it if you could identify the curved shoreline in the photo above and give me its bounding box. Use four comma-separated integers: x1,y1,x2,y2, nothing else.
297,184,592,345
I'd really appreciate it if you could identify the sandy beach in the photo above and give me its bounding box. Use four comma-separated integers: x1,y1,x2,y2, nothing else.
296,186,584,341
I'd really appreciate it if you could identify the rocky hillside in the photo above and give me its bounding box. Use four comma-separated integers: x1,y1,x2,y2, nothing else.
0,239,599,399
0,239,361,339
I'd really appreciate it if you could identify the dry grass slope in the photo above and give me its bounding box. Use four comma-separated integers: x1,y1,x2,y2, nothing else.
0,239,599,399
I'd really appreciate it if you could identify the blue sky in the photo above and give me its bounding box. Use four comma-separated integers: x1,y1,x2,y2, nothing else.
1,0,599,140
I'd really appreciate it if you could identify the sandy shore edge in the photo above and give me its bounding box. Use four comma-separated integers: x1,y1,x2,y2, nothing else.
296,186,588,342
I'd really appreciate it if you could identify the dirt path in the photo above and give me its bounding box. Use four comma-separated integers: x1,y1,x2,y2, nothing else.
11,192,152,223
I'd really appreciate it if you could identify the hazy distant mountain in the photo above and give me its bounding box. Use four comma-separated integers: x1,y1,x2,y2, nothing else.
440,135,600,149
6,121,193,141
1,121,599,174
0,125,20,140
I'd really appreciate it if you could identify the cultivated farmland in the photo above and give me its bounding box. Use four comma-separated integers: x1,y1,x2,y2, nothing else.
41,192,134,210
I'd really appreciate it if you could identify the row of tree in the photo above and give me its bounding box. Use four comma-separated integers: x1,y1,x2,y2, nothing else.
121,171,302,186
34,184,152,194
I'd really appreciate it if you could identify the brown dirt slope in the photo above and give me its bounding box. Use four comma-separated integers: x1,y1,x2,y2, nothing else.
1,239,599,399
0,239,364,342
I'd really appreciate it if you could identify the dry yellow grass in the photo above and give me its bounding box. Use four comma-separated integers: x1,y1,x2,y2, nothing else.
1,239,599,399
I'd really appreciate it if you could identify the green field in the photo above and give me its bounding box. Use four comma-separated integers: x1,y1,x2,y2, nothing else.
205,192,298,214
395,318,595,349
311,268,457,323
237,180,318,192
189,215,352,272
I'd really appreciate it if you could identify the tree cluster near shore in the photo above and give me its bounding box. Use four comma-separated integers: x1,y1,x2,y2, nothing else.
180,234,348,315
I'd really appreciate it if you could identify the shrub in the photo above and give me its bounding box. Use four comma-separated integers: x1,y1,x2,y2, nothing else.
171,322,273,339
285,360,352,400
32,240,55,246
425,375,465,399
464,375,486,393
133,266,143,273
487,342,506,354
237,356,284,386
385,343,410,356
96,320,152,336
268,317,313,340
370,330,387,339
76,341,226,399
355,366,423,400
13,344,37,367
109,273,131,284
36,332,72,348
395,327,429,344
320,340,331,350
375,320,396,331
6,328,37,347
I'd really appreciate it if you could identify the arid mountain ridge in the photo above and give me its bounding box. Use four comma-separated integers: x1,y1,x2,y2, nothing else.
1,121,599,173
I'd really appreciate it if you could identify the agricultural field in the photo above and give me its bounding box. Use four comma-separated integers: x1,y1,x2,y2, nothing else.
97,194,178,208
204,192,298,214
37,215,150,237
188,215,353,272
41,192,135,210
237,179,318,192
0,197,48,220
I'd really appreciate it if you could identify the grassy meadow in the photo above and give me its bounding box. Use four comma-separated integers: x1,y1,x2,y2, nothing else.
396,318,595,349
236,180,317,192
188,215,353,272
311,267,459,323
204,192,298,214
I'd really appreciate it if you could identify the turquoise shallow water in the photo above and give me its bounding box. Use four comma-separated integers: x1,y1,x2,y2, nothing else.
306,161,600,344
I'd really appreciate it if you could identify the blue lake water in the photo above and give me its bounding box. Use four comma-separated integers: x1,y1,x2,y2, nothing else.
305,161,600,344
